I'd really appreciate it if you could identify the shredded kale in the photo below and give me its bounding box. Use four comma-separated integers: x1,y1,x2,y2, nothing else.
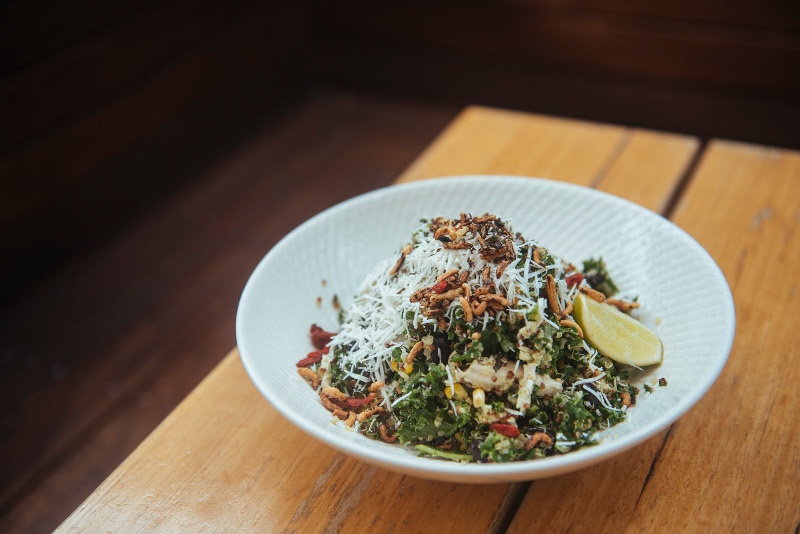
393,364,470,444
415,444,472,462
479,431,531,463
582,257,619,297
308,214,661,463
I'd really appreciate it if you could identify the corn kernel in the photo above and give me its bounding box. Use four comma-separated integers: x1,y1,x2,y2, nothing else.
445,383,467,400
391,360,399,372
472,387,485,408
403,362,414,374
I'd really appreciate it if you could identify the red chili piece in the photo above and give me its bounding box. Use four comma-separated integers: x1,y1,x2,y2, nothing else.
489,423,521,438
565,273,584,287
431,281,449,294
295,346,330,367
310,324,335,349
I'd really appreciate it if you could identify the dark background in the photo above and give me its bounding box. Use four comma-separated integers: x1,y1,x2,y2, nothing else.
2,1,798,531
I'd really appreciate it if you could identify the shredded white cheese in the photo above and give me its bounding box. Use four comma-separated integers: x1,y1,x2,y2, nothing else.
310,214,646,462
329,221,547,399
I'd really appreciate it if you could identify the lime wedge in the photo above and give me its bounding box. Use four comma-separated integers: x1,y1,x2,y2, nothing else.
573,293,663,366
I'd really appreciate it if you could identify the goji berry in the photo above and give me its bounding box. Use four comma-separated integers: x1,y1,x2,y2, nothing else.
295,346,330,367
489,423,521,438
309,324,335,349
431,281,449,294
565,273,584,287
345,397,374,409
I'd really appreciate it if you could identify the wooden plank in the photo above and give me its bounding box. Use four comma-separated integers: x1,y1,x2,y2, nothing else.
0,2,305,216
1,1,230,145
0,0,153,77
593,128,699,213
520,0,800,31
317,3,800,93
0,94,455,532
398,107,699,215
397,106,626,185
631,141,800,530
319,39,800,151
0,1,308,306
0,0,271,149
56,107,698,531
56,350,522,533
315,1,800,150
508,141,800,531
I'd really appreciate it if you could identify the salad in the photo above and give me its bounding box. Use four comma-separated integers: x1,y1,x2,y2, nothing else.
296,213,661,463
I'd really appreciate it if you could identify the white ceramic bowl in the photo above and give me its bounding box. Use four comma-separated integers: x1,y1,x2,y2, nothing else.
236,176,735,483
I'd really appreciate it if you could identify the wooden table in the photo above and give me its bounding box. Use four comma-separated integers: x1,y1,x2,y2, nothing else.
58,107,799,532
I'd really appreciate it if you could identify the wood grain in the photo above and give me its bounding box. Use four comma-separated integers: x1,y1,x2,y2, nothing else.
56,350,525,533
317,2,800,93
315,0,800,151
0,0,152,76
398,107,698,213
0,0,271,148
6,0,798,318
0,94,456,533
0,2,309,307
398,107,625,184
593,128,699,213
508,141,800,531
57,107,698,531
632,141,800,531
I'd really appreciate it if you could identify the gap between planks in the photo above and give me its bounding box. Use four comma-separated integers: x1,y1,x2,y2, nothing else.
488,482,531,534
661,139,707,219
